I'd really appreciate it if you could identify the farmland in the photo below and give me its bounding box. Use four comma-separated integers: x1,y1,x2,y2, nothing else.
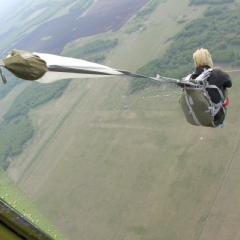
12,0,151,54
3,0,240,239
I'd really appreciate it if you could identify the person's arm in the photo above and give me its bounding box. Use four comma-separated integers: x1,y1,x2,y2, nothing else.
222,72,232,89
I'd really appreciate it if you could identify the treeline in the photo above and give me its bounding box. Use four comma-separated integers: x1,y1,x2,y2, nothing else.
0,71,22,100
65,38,119,63
4,80,69,121
203,6,228,16
129,6,240,93
69,0,94,12
78,39,119,56
124,0,165,34
85,54,106,63
136,0,163,18
190,0,234,5
0,79,69,169
0,116,34,170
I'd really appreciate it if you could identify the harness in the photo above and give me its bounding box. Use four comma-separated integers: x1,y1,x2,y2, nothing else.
179,68,227,128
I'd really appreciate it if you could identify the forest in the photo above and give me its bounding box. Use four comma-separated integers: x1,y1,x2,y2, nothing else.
0,80,69,169
64,38,119,62
4,80,69,121
0,116,34,170
190,0,234,4
129,5,240,93
124,0,164,34
0,72,21,100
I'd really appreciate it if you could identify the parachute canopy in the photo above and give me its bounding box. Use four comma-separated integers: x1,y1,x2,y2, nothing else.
0,49,179,84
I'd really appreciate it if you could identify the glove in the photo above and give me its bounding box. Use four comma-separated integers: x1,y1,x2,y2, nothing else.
223,97,230,107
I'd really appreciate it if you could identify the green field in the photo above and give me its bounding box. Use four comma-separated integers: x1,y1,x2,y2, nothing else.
4,0,240,239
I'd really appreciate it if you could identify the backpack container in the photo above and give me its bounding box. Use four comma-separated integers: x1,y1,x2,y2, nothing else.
179,69,226,128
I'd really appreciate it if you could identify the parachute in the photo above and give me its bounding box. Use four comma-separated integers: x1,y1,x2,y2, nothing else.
0,49,177,84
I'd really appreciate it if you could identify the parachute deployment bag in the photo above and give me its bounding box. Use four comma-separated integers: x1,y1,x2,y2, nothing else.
179,69,225,128
2,49,47,80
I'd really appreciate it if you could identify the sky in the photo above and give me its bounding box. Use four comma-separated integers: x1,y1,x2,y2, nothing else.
0,0,21,17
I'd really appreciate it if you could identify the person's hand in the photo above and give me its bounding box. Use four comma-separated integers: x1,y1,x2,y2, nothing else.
223,97,230,107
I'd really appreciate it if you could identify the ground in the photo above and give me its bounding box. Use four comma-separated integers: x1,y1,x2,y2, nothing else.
4,0,240,239
13,0,150,54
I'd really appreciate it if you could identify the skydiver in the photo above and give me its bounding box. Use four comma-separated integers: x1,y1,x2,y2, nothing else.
190,48,232,126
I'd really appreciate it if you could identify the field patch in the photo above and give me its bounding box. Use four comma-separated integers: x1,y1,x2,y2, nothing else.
13,0,150,54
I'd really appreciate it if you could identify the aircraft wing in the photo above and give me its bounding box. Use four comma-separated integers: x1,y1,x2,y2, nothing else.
0,167,68,240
